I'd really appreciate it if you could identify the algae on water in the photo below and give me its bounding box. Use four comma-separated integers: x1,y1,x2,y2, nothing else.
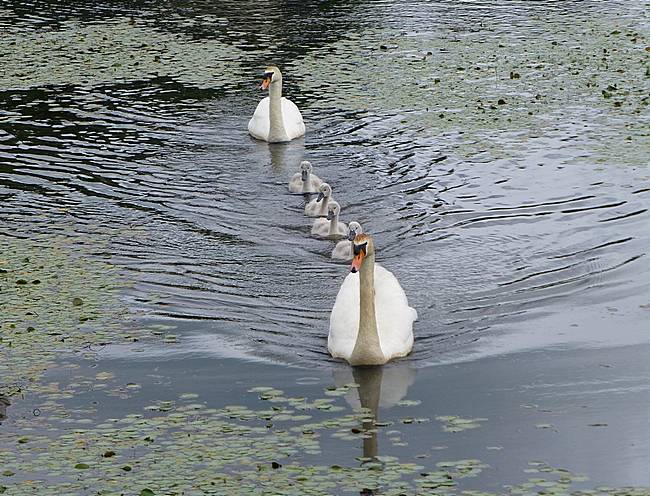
0,18,245,91
0,233,133,398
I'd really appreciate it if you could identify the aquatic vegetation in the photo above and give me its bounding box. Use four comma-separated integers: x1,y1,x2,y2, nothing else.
1,2,649,494
0,18,245,90
0,235,648,493
294,9,649,165
436,415,488,433
2,381,650,495
0,234,139,400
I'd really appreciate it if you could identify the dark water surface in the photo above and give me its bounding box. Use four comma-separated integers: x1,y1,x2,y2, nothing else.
1,0,650,492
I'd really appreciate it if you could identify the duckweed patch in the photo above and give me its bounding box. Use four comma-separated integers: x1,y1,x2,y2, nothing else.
2,382,650,495
0,18,245,90
0,234,141,399
436,415,488,433
295,7,649,165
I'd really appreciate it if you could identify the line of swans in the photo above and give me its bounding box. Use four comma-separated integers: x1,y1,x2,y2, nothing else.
249,66,417,367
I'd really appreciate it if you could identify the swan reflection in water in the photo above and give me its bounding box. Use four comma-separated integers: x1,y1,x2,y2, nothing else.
268,142,286,171
266,138,305,173
332,362,417,494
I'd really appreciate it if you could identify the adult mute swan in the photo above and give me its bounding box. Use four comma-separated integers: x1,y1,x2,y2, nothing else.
248,66,305,143
289,161,322,194
305,183,334,217
328,234,417,366
311,201,347,239
332,221,363,261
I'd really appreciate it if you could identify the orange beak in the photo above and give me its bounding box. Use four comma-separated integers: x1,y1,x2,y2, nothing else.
261,77,270,90
350,251,365,273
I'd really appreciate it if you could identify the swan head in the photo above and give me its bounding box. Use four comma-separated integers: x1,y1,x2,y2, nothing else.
351,234,374,273
300,161,312,181
261,66,282,90
326,201,341,221
317,183,332,202
347,221,363,241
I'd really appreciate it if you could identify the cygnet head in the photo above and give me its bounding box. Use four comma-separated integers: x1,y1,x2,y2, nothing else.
300,161,312,181
261,66,282,90
317,183,332,202
350,233,374,273
326,201,341,221
347,221,363,241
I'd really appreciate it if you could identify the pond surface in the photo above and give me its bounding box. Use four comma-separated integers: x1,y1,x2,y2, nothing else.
1,0,650,493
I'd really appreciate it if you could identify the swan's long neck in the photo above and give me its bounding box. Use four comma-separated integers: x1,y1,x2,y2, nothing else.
268,81,289,142
301,173,311,193
320,196,330,215
328,209,339,236
350,254,384,365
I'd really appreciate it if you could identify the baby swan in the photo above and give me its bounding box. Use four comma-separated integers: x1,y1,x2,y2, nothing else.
248,66,305,143
305,183,334,217
312,201,347,239
332,222,363,261
289,161,323,194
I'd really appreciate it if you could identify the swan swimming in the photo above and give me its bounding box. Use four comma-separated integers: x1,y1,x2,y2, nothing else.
305,183,334,217
289,161,322,194
328,234,417,365
332,221,363,261
311,201,347,239
248,66,305,143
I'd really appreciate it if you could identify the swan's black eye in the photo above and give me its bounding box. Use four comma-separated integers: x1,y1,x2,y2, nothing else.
353,242,367,256
264,72,273,79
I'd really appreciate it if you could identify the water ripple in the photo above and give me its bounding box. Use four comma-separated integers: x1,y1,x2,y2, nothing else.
1,0,649,367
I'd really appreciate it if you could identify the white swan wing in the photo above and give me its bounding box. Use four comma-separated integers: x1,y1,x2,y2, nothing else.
374,264,416,359
248,97,270,141
328,272,361,359
281,97,305,139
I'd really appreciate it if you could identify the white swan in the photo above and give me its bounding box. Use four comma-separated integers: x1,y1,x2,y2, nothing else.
332,221,363,261
289,161,322,194
311,201,347,239
329,234,417,365
248,66,305,143
305,183,334,217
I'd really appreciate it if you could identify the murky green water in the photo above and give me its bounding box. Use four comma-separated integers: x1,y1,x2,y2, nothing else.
1,0,650,494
